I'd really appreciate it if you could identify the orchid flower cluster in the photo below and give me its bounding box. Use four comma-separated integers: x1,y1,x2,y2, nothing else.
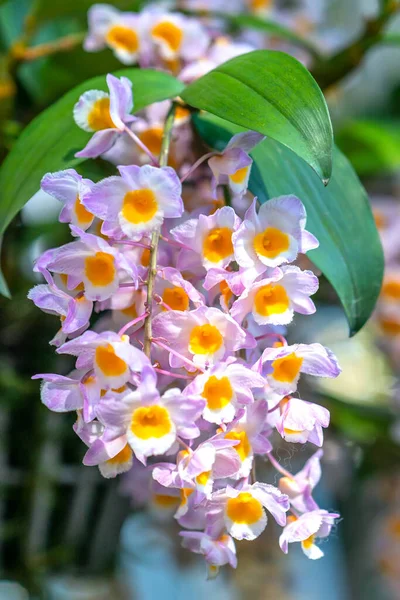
28,3,341,579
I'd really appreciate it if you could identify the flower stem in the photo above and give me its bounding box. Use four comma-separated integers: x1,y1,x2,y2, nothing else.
267,451,293,479
160,235,194,253
154,367,193,381
110,239,151,250
180,151,217,183
123,125,160,166
143,103,177,358
118,311,148,337
152,339,202,373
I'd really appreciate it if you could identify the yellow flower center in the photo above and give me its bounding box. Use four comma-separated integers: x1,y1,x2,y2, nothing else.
254,283,289,316
373,210,385,230
225,430,251,461
229,166,249,184
175,105,190,122
196,471,211,486
203,227,233,263
382,279,400,301
253,227,290,259
138,127,163,155
130,405,172,439
283,428,304,435
388,517,400,538
121,189,158,224
219,280,233,306
95,344,127,377
153,494,179,508
162,286,189,311
74,194,93,225
84,252,116,286
250,0,272,10
121,303,138,319
141,248,150,267
202,376,233,411
180,487,194,504
379,317,400,335
226,492,263,524
189,324,223,355
302,534,315,550
107,444,132,465
271,353,303,383
106,25,139,52
87,97,115,131
152,21,183,52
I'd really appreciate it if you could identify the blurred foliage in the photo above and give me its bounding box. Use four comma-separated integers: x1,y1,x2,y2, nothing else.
336,120,400,177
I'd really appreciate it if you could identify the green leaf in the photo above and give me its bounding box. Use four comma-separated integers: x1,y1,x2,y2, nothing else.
336,119,400,176
194,113,384,335
0,68,184,297
181,50,333,183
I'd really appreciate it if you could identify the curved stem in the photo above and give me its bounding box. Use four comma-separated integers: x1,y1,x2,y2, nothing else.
160,235,194,253
118,311,148,337
152,338,203,373
123,125,160,166
143,103,177,358
255,333,287,346
267,451,293,479
180,151,218,183
110,239,151,250
154,367,193,381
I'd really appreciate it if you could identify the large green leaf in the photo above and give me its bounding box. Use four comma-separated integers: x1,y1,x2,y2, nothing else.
0,68,184,297
194,114,384,335
181,50,333,183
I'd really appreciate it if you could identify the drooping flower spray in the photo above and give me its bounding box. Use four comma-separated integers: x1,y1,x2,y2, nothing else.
29,3,341,577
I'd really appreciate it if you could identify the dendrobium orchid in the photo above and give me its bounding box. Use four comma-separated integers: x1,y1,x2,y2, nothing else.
152,305,256,370
184,359,265,424
208,482,290,541
230,265,318,326
96,366,205,463
208,132,265,199
279,510,339,559
83,164,183,238
74,74,135,158
43,226,138,302
85,5,146,64
41,169,95,230
254,342,341,396
233,196,319,278
30,7,342,577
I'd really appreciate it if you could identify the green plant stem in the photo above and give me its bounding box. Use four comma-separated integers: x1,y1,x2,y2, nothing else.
143,103,176,358
311,1,400,90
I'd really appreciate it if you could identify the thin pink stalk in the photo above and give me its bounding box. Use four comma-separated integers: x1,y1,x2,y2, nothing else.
118,311,148,337
160,235,194,253
267,451,293,479
180,151,218,183
154,294,172,311
119,281,147,290
255,332,288,346
177,437,191,452
268,401,282,414
154,367,193,381
123,125,160,166
152,338,204,373
111,239,151,250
